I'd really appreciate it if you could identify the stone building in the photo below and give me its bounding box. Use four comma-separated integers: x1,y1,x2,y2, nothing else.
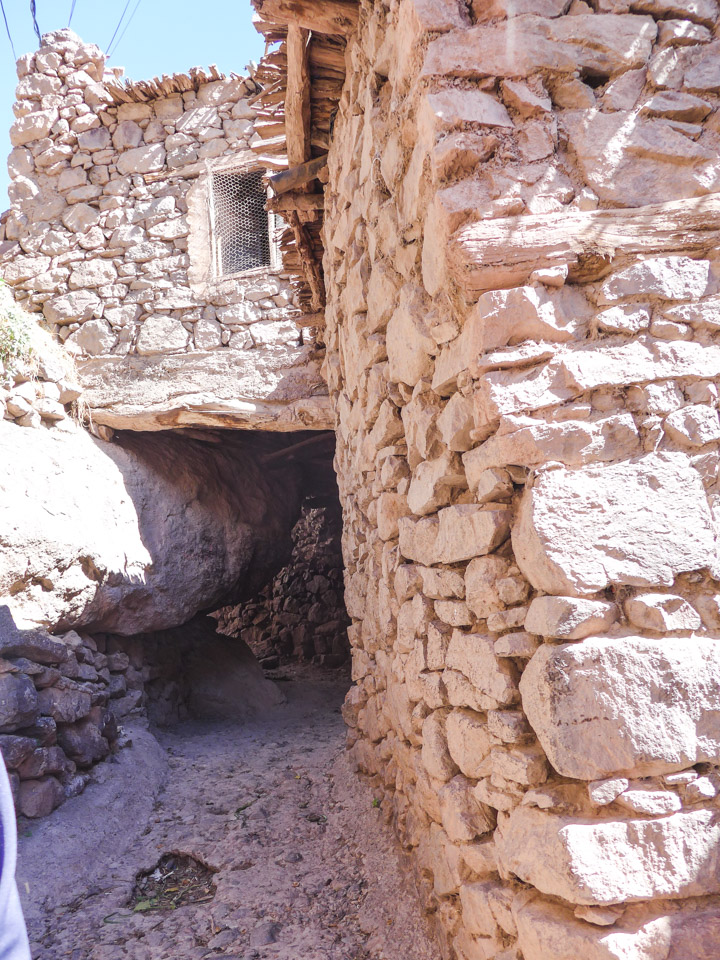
3,2,720,958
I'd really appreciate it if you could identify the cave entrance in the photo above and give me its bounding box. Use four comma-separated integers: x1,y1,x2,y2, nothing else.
98,426,350,728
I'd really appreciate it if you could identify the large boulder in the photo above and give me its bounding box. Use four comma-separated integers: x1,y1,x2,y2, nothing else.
0,420,302,634
520,635,720,780
512,454,715,596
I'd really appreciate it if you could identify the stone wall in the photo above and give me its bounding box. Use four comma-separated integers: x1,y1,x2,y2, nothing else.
323,1,720,957
216,498,350,666
0,29,331,433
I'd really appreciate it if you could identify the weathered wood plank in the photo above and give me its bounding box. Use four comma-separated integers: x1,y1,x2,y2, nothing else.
448,194,720,293
288,211,326,310
255,0,358,36
266,192,324,213
286,25,311,168
267,154,328,195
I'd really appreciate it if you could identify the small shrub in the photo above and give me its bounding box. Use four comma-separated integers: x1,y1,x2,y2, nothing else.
0,280,35,384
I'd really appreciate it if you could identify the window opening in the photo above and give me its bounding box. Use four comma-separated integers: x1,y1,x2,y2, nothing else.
210,168,272,277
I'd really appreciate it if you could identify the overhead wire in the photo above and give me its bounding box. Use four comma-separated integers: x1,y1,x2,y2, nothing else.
106,0,131,54
30,0,40,42
0,0,16,59
107,0,142,58
68,0,77,27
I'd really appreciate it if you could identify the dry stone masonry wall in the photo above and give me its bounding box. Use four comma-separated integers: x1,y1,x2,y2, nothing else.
323,1,720,958
0,29,331,433
216,499,350,666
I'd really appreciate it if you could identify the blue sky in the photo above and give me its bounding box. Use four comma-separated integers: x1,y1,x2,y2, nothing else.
0,0,266,205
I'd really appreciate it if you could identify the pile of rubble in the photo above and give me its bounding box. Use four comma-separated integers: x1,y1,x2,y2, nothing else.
216,500,350,666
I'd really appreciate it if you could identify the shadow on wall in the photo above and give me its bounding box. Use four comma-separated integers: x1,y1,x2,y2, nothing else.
107,614,286,727
0,420,307,637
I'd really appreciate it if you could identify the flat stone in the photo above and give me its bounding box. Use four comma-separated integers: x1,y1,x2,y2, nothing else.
512,454,715,596
664,404,720,448
44,290,101,325
18,776,64,818
116,144,166,175
419,90,513,144
463,414,639,479
520,634,720,780
433,285,578,393
399,504,511,566
600,257,710,303
524,597,618,639
0,674,38,732
67,319,115,357
37,680,92,724
422,15,656,80
446,630,518,706
446,708,493,779
515,894,720,960
625,593,703,632
499,805,720,905
136,315,189,356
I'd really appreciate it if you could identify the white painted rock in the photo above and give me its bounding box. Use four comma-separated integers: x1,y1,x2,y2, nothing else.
512,454,715,596
524,596,618,639
499,805,720,904
520,635,720,780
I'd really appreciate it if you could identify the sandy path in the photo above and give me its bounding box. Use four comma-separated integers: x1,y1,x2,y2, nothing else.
17,670,437,960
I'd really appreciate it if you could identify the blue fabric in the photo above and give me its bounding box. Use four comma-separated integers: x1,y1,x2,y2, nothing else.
0,759,31,960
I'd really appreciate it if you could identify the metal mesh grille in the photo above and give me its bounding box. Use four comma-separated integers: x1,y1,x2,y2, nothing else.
211,169,271,276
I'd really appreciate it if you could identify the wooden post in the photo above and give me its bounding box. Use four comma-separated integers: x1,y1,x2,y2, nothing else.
288,211,326,311
285,25,311,168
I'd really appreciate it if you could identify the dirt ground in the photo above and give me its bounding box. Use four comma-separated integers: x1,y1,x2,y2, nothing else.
17,667,438,960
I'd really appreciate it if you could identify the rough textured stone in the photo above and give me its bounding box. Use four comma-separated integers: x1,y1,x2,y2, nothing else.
520,635,720,779
625,593,703,632
0,420,302,633
500,805,720,905
399,505,511,566
446,708,493,779
515,894,720,960
524,597,618,639
513,454,715,596
0,674,39,732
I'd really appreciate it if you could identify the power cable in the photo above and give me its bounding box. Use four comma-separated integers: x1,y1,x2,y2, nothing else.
107,0,142,58
106,0,131,54
0,0,16,59
30,0,40,42
68,0,77,27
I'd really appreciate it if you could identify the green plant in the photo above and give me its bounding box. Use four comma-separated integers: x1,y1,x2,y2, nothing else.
0,280,35,383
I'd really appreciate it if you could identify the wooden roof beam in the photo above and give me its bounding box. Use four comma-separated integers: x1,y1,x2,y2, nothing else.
255,0,358,37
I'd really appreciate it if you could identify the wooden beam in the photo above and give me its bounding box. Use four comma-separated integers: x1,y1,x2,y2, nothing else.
285,24,311,168
448,194,720,294
255,0,358,36
266,192,325,213
288,210,326,311
247,76,284,106
267,154,328,195
291,311,326,327
262,432,334,464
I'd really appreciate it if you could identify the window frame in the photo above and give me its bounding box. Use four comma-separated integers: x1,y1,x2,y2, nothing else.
206,160,282,281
